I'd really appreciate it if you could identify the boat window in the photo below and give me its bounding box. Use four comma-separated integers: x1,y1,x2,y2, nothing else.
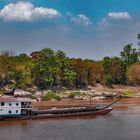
21,102,25,105
9,110,12,114
16,103,19,106
16,110,18,113
1,102,4,106
9,103,12,106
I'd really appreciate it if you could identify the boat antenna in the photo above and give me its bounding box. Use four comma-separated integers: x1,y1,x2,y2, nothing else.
103,98,122,109
89,94,92,106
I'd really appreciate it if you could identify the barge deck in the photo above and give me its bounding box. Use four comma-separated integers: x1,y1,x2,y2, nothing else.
0,106,113,121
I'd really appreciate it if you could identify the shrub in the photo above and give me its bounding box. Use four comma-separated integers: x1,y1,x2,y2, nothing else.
42,92,61,101
121,91,135,97
30,95,37,100
105,74,113,87
68,91,81,99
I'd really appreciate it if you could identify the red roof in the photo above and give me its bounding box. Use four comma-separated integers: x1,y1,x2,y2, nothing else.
0,98,32,102
0,98,17,102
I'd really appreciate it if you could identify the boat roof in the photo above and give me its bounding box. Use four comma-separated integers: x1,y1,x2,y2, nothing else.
0,97,32,102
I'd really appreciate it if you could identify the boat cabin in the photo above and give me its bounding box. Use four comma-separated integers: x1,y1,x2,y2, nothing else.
0,98,32,117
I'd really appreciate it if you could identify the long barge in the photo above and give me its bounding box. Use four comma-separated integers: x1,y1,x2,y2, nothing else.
0,106,112,121
31,107,113,120
0,97,118,121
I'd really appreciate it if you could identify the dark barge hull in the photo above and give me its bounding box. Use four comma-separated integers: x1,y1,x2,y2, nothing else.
31,107,112,120
0,107,112,121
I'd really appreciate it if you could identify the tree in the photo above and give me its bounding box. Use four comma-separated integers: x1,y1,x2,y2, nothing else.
138,34,140,40
71,59,90,87
120,44,138,65
55,50,66,86
127,64,140,86
0,51,16,88
103,57,127,85
88,63,105,85
15,64,32,88
63,65,77,87
55,50,66,60
137,34,140,60
105,74,114,87
31,48,57,89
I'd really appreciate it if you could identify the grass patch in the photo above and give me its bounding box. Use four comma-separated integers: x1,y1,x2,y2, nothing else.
30,95,37,100
42,92,61,101
68,91,81,99
121,91,136,97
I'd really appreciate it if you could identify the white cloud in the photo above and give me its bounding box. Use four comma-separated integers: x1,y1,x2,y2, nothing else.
101,12,132,27
66,11,73,17
0,1,60,22
108,12,132,20
71,14,92,27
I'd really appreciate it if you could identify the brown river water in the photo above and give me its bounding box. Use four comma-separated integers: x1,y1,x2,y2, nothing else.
0,98,140,140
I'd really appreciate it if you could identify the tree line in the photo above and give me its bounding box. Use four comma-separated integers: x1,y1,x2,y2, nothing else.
0,35,140,90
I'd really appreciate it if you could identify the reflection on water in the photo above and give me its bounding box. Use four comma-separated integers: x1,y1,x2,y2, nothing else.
0,98,140,140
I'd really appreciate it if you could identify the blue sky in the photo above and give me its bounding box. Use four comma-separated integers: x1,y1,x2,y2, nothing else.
0,0,140,60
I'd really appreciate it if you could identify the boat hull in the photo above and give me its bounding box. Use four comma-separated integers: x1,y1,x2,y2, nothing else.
0,107,112,121
31,108,113,120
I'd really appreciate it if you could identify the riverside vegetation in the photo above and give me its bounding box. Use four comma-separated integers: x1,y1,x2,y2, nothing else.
0,34,140,101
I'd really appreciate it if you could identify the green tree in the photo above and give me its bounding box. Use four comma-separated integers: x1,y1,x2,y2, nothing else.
15,64,32,88
31,48,57,89
105,74,113,87
103,57,127,85
55,50,66,86
138,34,140,60
0,51,16,88
120,44,138,65
63,60,77,87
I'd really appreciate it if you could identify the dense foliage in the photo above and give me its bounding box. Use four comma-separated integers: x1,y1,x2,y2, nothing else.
0,36,140,89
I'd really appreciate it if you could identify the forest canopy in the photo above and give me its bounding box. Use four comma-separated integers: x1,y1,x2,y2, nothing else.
0,41,140,90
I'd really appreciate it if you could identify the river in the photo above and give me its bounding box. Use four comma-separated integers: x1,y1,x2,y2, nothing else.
0,98,140,140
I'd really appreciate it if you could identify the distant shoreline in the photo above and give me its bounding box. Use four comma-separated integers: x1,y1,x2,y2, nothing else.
1,84,140,102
